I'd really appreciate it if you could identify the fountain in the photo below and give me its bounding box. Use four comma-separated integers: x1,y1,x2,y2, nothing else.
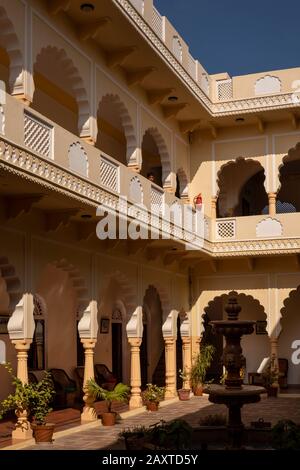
204,291,265,449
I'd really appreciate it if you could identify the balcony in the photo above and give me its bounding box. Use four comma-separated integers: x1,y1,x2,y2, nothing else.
0,92,203,250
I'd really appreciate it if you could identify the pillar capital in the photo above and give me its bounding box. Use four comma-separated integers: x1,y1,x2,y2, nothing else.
128,337,142,348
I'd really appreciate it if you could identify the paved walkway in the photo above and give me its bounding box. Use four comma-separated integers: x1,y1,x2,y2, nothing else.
8,394,300,451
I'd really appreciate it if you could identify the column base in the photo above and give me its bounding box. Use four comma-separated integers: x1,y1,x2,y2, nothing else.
12,424,33,440
165,389,176,399
81,405,98,423
129,395,143,409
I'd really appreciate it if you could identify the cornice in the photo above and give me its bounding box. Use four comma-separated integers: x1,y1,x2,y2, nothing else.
114,0,300,117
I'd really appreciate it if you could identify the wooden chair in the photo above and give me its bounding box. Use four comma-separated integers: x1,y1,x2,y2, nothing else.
49,368,77,408
94,364,117,391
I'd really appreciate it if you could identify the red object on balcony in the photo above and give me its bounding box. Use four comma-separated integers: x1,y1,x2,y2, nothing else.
193,193,202,209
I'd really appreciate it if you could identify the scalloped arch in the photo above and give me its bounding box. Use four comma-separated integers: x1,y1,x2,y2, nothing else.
33,46,90,137
177,167,189,200
143,283,171,321
97,93,138,168
276,141,300,193
142,127,172,188
101,270,137,318
0,255,22,313
216,157,266,197
0,6,23,94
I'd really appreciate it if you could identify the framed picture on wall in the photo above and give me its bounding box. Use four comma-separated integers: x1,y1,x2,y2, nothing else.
255,320,267,335
100,318,110,334
0,316,8,334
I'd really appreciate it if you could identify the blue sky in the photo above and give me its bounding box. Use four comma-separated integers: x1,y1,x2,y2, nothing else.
154,0,300,76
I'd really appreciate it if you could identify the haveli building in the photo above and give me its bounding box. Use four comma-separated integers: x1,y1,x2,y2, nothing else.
0,0,299,438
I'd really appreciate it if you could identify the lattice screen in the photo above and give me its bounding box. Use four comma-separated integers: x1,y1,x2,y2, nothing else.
151,186,164,213
172,36,182,62
216,220,236,239
130,0,144,15
217,79,233,101
152,6,163,39
188,54,197,80
100,156,119,193
24,112,52,158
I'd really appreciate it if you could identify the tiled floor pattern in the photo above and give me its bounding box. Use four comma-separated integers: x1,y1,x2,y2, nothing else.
17,395,300,450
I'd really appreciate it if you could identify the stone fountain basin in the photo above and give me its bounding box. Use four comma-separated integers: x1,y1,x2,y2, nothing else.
204,384,265,405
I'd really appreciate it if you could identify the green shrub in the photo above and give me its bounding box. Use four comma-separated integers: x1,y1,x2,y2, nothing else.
271,419,300,450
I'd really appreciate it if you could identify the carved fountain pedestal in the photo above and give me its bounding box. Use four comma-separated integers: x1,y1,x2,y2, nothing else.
204,292,265,449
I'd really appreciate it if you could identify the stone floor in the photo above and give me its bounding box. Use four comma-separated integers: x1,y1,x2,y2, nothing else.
12,394,300,451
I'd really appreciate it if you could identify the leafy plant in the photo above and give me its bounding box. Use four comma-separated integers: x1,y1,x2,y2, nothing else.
190,344,215,388
0,363,55,425
272,420,300,450
199,414,227,426
142,383,165,404
149,419,193,450
119,425,148,439
262,366,279,388
87,379,129,413
178,368,190,383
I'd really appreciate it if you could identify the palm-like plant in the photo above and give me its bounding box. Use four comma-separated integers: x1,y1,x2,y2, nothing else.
87,379,130,413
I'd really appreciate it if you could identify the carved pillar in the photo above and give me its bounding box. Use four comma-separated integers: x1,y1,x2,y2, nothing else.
164,337,176,398
182,337,192,390
11,339,33,440
211,197,217,219
128,337,142,409
270,337,279,387
78,300,99,423
81,339,97,422
268,192,277,217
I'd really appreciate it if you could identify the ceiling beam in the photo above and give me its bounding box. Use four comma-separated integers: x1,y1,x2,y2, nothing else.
47,0,71,15
126,67,156,86
78,18,111,41
178,119,201,134
5,194,43,219
45,209,79,232
106,46,137,68
161,103,187,119
256,116,265,133
147,88,174,105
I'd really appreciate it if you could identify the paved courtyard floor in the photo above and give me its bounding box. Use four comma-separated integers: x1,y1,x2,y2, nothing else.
6,394,300,451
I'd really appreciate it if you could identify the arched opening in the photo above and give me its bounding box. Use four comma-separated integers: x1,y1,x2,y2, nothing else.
111,303,124,383
97,95,127,165
176,315,183,389
96,94,137,167
141,128,171,189
277,157,300,213
176,168,189,200
202,292,268,383
142,285,165,387
217,158,267,217
32,46,89,135
0,6,23,94
279,286,300,387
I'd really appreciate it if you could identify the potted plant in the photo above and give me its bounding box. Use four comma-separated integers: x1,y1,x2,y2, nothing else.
119,425,149,450
190,344,215,396
143,383,165,411
262,365,279,397
0,364,56,443
87,379,129,426
177,369,190,401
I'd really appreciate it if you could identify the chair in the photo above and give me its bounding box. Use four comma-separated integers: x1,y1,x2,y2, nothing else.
94,364,117,391
49,368,77,408
248,357,270,385
278,358,288,389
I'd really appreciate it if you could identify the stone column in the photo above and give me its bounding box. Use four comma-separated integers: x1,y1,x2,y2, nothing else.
268,192,277,217
11,339,33,440
211,197,217,219
81,339,97,423
164,337,176,398
270,337,279,386
182,337,192,390
128,337,142,409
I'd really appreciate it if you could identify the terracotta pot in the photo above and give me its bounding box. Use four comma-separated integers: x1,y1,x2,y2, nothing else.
178,389,190,401
101,412,116,426
193,385,203,396
31,423,55,443
146,401,159,411
267,386,278,397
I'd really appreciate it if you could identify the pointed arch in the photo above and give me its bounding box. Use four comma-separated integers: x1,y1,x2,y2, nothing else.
101,270,137,318
97,93,138,168
276,142,300,211
176,167,189,200
0,6,23,94
141,127,172,188
33,46,90,136
216,157,267,217
0,256,22,313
